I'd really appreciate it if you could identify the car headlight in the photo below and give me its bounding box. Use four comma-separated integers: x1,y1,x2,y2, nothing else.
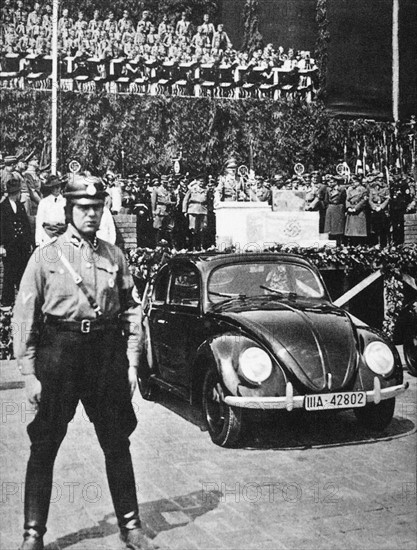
239,347,273,384
364,341,394,376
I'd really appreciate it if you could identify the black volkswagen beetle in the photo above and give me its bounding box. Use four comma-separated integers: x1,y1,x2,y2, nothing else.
137,253,408,447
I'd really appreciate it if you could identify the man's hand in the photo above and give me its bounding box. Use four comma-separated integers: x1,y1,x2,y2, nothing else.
0,246,6,257
24,374,42,409
128,366,138,398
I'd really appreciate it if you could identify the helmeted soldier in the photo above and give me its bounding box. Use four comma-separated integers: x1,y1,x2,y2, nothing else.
151,175,175,245
13,174,156,550
182,176,209,250
368,177,390,247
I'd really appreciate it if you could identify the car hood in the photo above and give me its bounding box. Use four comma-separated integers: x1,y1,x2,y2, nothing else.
214,299,359,391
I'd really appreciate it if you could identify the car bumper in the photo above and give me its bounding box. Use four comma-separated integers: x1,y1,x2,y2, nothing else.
224,380,409,411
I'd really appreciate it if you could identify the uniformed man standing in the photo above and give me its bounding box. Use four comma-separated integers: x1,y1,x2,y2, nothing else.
214,157,240,204
151,175,175,245
344,176,368,245
368,178,390,247
182,176,209,250
13,175,155,550
324,175,346,246
0,178,33,308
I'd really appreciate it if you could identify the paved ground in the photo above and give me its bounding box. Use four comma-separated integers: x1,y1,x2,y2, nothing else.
0,359,415,550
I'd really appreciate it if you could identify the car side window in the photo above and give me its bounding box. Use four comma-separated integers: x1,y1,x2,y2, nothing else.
170,267,200,307
153,266,170,303
290,265,323,298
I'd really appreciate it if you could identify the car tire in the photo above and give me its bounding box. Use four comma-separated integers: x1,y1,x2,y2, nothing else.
403,331,417,377
354,397,395,431
202,366,242,447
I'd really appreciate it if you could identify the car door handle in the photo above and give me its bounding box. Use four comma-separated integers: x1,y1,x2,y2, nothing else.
156,319,167,324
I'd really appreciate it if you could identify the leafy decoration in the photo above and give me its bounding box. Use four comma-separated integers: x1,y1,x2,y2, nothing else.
128,243,417,339
2,91,415,176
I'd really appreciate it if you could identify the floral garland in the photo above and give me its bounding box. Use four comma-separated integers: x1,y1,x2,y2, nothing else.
1,244,415,358
127,242,417,339
0,309,14,360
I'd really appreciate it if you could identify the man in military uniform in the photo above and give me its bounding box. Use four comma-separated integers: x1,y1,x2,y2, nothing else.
13,175,155,550
214,157,240,204
151,175,175,245
324,175,346,246
182,176,209,250
172,175,189,250
0,178,33,308
368,178,390,247
390,173,413,245
311,171,327,233
23,157,42,215
247,176,271,202
344,175,368,245
0,154,17,198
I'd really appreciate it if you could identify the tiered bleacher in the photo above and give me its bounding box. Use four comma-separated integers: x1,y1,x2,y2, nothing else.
0,2,319,99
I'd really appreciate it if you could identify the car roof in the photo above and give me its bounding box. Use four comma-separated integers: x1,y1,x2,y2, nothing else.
169,252,316,273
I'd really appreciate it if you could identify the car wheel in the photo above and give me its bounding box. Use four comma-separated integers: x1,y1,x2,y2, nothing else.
403,331,417,377
202,366,242,447
354,398,395,431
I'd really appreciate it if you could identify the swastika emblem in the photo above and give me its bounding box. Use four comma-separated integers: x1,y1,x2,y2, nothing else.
284,220,302,238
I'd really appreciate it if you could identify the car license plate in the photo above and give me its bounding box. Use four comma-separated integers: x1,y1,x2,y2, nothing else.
304,391,366,411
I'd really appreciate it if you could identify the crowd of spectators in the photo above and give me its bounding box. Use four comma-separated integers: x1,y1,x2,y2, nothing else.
1,145,416,308
0,1,318,99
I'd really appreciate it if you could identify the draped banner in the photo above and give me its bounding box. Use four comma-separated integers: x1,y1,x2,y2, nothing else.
326,0,417,121
221,0,317,52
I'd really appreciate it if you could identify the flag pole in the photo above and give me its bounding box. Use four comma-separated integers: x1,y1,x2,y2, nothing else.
51,0,59,175
392,0,399,122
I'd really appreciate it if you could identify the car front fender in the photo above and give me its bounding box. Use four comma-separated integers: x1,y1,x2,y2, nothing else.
354,327,403,390
194,332,288,400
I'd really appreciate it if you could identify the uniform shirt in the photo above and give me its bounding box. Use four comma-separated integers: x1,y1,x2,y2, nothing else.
212,30,232,50
214,175,239,203
27,10,40,29
13,224,139,375
369,187,389,211
200,22,215,38
176,19,190,36
151,185,174,214
0,197,32,249
182,185,208,215
35,193,66,246
326,185,345,205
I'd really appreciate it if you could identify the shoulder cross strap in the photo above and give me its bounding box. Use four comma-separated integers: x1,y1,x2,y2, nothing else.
59,252,104,317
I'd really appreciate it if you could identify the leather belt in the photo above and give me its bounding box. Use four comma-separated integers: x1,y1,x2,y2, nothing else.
45,315,120,334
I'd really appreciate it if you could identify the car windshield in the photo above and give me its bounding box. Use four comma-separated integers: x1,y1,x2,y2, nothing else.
208,262,325,303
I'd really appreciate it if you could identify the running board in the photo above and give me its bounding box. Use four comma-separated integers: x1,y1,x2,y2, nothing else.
150,375,189,400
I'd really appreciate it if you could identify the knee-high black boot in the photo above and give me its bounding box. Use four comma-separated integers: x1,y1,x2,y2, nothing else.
20,441,60,549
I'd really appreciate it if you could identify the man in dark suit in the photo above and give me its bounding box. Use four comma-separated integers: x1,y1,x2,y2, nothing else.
0,178,33,307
